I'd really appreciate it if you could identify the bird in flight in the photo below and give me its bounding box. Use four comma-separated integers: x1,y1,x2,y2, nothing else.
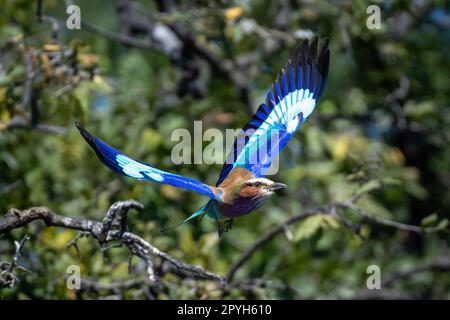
76,37,329,237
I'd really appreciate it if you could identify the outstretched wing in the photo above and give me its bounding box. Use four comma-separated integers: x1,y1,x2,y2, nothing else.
216,37,330,185
76,122,219,200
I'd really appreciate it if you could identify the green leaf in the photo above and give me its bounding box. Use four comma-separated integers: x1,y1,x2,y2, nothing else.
294,214,341,242
436,219,449,231
294,215,324,241
358,179,382,195
421,213,438,227
322,215,340,229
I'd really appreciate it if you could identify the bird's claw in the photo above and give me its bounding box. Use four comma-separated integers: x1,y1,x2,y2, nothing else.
217,218,234,238
224,218,234,231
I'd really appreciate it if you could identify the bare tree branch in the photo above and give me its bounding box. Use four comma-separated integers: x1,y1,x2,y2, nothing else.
0,235,31,289
0,201,225,284
6,115,69,135
355,258,450,299
227,187,443,282
0,200,309,298
382,258,450,287
36,0,60,41
335,199,444,234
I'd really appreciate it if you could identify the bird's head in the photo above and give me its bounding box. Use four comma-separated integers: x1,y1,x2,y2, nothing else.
216,178,287,216
237,178,287,199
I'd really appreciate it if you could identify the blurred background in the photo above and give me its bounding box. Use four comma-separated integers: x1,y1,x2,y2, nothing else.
0,0,449,299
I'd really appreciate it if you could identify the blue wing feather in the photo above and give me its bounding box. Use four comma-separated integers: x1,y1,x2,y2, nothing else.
216,37,329,185
282,71,288,96
297,65,303,93
304,63,310,92
76,122,218,199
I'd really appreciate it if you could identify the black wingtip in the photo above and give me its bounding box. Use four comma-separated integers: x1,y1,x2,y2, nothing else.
290,36,329,70
319,37,330,51
75,121,97,151
75,121,85,134
298,36,329,95
75,120,88,137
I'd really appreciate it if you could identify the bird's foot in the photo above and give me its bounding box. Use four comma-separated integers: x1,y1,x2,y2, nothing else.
216,218,234,238
224,218,234,232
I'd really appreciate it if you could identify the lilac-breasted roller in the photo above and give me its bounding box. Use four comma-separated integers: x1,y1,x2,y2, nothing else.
76,37,330,236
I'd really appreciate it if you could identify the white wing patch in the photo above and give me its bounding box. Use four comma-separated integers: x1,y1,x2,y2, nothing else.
116,154,165,182
233,90,316,166
286,116,301,133
259,89,316,134
271,89,316,133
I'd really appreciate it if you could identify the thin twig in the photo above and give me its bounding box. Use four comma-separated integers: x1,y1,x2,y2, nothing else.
382,258,450,287
227,190,439,282
336,200,435,233
0,235,31,288
9,235,30,273
227,206,329,282
66,232,90,259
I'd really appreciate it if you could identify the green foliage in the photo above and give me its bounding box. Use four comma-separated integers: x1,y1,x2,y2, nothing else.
294,214,340,242
0,0,449,299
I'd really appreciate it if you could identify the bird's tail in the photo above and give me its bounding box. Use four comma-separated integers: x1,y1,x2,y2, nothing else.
160,202,209,232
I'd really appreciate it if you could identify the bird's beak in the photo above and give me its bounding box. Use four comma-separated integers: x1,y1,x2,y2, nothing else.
266,182,287,191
